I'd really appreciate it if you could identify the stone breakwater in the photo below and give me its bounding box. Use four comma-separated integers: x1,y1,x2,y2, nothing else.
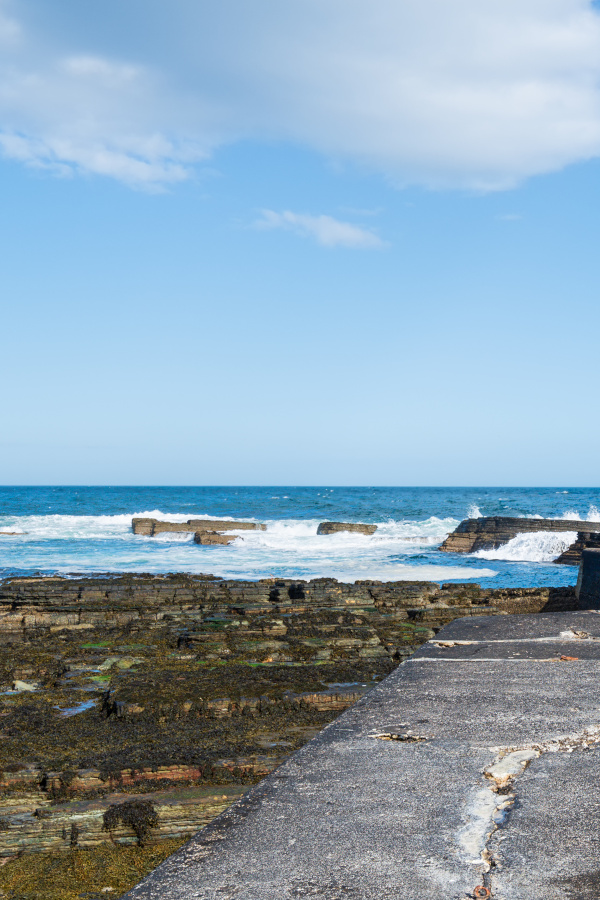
0,574,577,896
440,516,600,563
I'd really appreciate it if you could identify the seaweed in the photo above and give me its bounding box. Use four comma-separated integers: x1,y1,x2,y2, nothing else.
103,800,159,846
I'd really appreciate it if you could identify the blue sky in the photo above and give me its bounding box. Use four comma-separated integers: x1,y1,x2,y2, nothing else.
1,0,600,485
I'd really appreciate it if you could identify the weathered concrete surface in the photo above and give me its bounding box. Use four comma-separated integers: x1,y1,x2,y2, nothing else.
440,516,600,563
124,610,600,900
576,548,600,609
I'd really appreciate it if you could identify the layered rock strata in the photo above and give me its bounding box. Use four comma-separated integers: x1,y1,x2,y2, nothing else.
193,532,236,546
440,516,600,563
555,531,600,565
317,522,377,535
132,518,265,536
0,573,577,895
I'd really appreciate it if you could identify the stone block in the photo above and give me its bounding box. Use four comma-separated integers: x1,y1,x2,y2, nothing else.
576,549,600,609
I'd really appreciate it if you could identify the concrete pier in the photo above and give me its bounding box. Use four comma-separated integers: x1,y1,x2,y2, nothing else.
124,611,600,900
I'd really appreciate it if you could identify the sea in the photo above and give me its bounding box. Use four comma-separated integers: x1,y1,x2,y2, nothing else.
0,486,598,588
0,486,600,587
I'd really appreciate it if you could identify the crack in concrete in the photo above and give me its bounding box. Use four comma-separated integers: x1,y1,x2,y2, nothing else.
458,726,600,897
429,629,597,650
407,657,583,663
371,732,428,743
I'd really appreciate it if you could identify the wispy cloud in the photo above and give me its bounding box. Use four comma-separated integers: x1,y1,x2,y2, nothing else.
2,1,600,188
255,210,386,249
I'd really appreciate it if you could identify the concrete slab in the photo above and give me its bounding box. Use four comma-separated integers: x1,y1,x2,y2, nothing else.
123,613,600,900
491,748,600,900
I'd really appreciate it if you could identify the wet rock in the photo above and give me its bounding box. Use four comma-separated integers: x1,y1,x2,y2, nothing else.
316,522,377,536
193,531,236,546
0,572,577,871
440,516,600,563
555,532,600,565
132,518,265,536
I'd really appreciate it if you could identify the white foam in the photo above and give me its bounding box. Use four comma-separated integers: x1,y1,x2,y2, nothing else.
559,506,600,523
467,504,483,519
473,531,577,563
318,564,497,583
0,509,495,582
0,509,263,541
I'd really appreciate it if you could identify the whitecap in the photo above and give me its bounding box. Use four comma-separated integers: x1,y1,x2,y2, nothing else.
473,531,577,563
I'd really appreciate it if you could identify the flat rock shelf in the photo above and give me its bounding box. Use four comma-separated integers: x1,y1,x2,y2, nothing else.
125,610,600,900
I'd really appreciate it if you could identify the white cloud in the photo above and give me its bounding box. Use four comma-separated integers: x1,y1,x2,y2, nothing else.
255,210,386,248
1,0,600,188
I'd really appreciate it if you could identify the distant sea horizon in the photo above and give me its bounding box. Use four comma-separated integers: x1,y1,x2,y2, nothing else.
1,485,598,588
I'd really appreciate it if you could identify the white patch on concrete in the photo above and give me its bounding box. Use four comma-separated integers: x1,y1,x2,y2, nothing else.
430,640,475,648
486,749,539,787
426,634,600,646
458,728,600,873
458,788,511,866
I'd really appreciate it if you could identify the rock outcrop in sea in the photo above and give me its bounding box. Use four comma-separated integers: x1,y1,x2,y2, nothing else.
316,522,377,535
132,518,266,536
440,516,600,564
193,531,236,545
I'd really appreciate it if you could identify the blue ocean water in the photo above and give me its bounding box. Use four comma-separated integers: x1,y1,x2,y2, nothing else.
0,486,598,587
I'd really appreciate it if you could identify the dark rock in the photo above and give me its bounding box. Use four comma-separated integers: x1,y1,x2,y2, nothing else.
103,800,159,846
317,522,377,536
555,532,600,565
576,549,600,609
194,531,236,546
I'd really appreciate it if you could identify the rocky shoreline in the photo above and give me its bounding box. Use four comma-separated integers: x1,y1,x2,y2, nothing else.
0,573,578,898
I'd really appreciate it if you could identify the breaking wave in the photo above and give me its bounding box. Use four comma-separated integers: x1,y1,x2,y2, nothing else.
0,510,499,582
473,531,577,563
467,504,483,519
560,506,600,522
